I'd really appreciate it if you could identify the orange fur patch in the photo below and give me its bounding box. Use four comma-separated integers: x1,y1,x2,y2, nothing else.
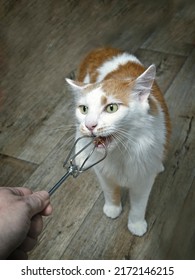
77,47,171,155
101,60,171,153
101,95,107,105
77,47,123,83
152,82,171,155
104,61,145,80
148,96,158,115
102,79,134,106
82,82,101,94
112,185,121,206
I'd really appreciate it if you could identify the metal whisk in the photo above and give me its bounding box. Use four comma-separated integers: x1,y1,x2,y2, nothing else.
48,136,107,196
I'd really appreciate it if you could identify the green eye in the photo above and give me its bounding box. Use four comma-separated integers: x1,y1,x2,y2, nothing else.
105,103,119,113
79,105,88,114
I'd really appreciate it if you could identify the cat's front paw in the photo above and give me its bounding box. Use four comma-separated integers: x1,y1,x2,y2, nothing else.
128,219,147,237
103,203,122,219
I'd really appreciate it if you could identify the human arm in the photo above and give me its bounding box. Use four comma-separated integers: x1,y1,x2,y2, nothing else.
0,187,52,259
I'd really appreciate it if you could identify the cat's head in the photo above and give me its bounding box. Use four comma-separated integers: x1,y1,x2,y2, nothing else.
66,64,156,150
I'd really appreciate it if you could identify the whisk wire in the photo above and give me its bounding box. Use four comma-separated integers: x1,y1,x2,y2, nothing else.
48,135,107,196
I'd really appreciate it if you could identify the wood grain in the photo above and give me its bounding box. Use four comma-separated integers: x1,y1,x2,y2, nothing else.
0,154,37,187
0,0,194,260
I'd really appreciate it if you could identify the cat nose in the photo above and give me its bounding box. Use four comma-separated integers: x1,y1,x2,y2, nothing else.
85,123,97,132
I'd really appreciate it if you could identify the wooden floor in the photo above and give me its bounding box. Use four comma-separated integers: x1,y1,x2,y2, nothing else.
0,0,194,260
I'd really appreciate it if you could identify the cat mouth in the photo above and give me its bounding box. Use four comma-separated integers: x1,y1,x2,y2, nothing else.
94,135,113,148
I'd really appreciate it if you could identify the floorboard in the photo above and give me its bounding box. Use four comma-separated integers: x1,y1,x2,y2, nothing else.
0,0,194,260
0,154,37,187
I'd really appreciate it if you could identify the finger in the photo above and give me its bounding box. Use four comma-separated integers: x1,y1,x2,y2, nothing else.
13,187,33,196
7,249,28,260
3,187,33,196
25,191,50,217
28,215,43,239
18,235,37,252
40,203,53,216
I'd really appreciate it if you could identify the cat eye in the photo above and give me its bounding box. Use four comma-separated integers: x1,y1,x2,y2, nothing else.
79,105,88,114
105,103,119,113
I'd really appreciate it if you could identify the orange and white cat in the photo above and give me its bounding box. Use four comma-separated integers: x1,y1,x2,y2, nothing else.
66,47,171,236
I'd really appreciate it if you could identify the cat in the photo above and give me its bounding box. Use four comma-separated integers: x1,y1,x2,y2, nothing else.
66,47,171,236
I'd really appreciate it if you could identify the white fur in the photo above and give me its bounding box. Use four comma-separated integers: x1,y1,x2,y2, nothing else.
96,52,142,82
66,58,166,237
83,73,90,83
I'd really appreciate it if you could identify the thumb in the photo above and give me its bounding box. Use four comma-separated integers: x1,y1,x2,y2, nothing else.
24,191,50,218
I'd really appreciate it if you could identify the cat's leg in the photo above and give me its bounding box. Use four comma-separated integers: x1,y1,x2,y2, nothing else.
96,171,122,219
103,183,122,219
128,173,156,236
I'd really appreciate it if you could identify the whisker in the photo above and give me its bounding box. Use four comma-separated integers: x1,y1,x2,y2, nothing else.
116,128,137,146
44,123,77,133
112,134,126,156
63,133,75,148
99,125,127,155
113,132,132,158
101,124,137,158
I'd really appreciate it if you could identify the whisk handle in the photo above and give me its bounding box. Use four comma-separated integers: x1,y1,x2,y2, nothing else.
48,164,79,196
48,171,71,196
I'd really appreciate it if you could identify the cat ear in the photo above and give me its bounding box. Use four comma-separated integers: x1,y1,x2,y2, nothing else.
65,78,86,91
133,64,156,102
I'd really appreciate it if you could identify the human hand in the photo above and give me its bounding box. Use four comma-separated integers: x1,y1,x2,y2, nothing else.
0,187,52,259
